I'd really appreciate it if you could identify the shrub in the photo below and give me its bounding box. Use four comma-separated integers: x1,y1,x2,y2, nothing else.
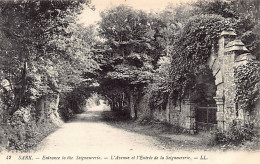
5,105,59,152
210,123,259,150
5,106,38,151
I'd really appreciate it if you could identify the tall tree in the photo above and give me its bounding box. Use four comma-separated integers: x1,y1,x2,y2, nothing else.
98,5,157,118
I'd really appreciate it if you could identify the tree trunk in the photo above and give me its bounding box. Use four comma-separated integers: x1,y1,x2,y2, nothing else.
128,89,137,119
122,92,125,110
11,61,27,115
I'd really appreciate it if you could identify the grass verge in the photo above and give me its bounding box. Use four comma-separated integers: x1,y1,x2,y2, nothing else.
101,110,213,151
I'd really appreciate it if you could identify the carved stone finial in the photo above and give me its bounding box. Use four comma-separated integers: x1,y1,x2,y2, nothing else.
220,28,237,37
225,39,249,53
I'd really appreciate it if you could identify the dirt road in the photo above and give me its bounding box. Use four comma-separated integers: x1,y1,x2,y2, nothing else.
30,108,183,164
36,110,165,155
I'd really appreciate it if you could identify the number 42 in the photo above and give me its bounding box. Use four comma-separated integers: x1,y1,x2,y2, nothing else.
6,155,11,160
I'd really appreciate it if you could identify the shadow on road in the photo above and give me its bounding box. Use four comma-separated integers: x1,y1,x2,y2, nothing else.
68,111,104,123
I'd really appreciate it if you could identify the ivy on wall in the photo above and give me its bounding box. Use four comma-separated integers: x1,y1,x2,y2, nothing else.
170,14,232,99
234,61,260,111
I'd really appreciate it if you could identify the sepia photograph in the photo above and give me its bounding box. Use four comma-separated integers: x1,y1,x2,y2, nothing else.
0,0,259,163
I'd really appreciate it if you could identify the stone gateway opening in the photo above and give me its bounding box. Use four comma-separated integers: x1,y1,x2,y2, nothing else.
195,68,217,131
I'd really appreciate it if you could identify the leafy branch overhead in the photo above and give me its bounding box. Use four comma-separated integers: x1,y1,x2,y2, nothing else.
0,0,95,111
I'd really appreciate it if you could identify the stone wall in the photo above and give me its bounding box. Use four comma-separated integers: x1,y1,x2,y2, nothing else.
137,93,197,133
169,99,197,133
141,29,260,133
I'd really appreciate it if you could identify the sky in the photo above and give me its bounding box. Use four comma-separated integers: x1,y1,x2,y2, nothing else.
77,0,195,26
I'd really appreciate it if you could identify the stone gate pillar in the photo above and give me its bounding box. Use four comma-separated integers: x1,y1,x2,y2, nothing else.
213,29,237,132
214,29,258,132
183,99,197,134
223,40,249,129
213,29,251,131
207,29,254,132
